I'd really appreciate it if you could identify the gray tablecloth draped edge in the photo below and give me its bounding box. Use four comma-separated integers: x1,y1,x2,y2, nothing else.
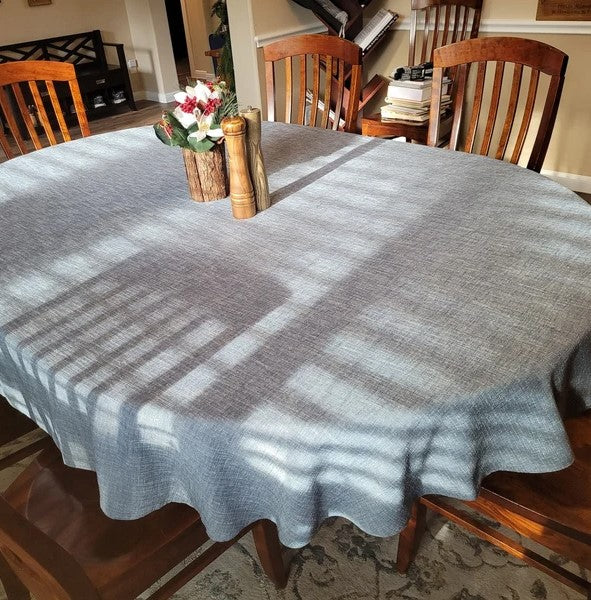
1,124,590,548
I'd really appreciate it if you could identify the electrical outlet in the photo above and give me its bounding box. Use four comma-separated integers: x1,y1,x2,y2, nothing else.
127,58,138,68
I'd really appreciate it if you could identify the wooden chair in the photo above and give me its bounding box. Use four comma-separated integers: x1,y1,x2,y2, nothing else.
0,61,90,160
397,412,591,598
428,36,568,172
263,33,362,134
0,443,287,600
0,398,51,474
361,0,482,141
409,0,482,67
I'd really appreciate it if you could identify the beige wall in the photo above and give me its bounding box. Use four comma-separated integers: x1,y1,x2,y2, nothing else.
122,0,176,99
181,0,218,76
237,0,590,183
0,0,133,47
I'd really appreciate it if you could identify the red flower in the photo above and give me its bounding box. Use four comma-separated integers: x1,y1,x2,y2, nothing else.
178,97,198,114
203,97,222,116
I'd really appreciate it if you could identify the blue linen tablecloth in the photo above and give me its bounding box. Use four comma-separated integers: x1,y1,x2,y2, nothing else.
1,123,590,547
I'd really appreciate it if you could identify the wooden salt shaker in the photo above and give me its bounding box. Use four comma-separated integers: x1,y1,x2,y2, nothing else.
239,106,270,212
221,116,256,219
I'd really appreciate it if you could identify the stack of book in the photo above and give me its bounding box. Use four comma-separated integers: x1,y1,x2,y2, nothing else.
380,79,451,123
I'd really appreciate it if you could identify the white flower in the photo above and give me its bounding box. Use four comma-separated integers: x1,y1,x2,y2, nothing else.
187,112,224,143
172,105,197,129
173,91,189,104
190,81,212,105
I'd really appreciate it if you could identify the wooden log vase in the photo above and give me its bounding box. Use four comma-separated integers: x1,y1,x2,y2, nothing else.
182,144,229,202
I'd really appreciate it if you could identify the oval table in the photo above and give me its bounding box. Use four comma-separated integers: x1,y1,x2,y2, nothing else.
1,123,590,548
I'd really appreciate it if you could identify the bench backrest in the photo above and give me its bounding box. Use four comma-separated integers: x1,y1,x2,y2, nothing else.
0,30,107,70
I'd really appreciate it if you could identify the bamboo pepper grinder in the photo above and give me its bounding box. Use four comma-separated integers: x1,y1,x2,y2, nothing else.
239,106,270,212
221,116,256,219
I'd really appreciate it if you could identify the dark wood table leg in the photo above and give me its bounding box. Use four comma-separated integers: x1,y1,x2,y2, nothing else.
252,520,288,589
396,500,427,574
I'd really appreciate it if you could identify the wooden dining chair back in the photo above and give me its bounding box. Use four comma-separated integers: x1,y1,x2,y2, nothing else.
0,61,90,160
0,398,51,473
359,1,480,144
263,34,362,133
0,444,287,600
409,0,482,66
428,37,568,172
397,412,591,598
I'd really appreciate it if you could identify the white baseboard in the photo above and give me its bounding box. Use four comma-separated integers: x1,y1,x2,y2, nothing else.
541,170,591,194
134,90,176,104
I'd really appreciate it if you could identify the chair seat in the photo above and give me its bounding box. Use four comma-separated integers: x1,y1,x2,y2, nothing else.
361,112,453,144
3,444,208,600
481,413,591,544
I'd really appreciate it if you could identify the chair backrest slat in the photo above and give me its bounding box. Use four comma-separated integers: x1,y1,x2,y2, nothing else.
529,73,565,171
297,55,307,125
68,78,90,138
263,34,362,133
284,56,293,124
28,80,57,145
495,63,523,160
265,61,276,123
0,85,28,154
428,37,568,172
441,5,451,47
311,53,320,127
46,80,70,142
450,5,461,44
431,6,440,61
10,82,42,150
511,68,539,165
321,55,333,129
448,62,467,149
460,5,470,41
0,126,12,159
420,7,430,64
464,60,486,153
410,9,419,67
479,61,505,156
409,0,483,66
0,60,89,159
333,59,345,132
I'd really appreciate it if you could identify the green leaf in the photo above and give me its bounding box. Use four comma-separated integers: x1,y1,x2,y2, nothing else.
188,136,215,153
153,122,174,147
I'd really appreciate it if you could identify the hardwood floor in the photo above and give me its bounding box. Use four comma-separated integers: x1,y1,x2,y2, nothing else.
0,100,171,163
81,99,173,136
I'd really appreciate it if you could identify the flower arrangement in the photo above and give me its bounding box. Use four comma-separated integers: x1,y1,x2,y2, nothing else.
154,79,237,152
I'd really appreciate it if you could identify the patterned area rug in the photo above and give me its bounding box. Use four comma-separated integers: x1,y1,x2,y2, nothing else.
0,433,587,600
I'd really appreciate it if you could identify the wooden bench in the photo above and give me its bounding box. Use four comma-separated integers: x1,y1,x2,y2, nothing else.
0,30,136,120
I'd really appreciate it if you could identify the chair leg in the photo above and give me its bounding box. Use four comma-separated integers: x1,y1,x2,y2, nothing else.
251,520,288,589
397,500,427,574
0,552,30,600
